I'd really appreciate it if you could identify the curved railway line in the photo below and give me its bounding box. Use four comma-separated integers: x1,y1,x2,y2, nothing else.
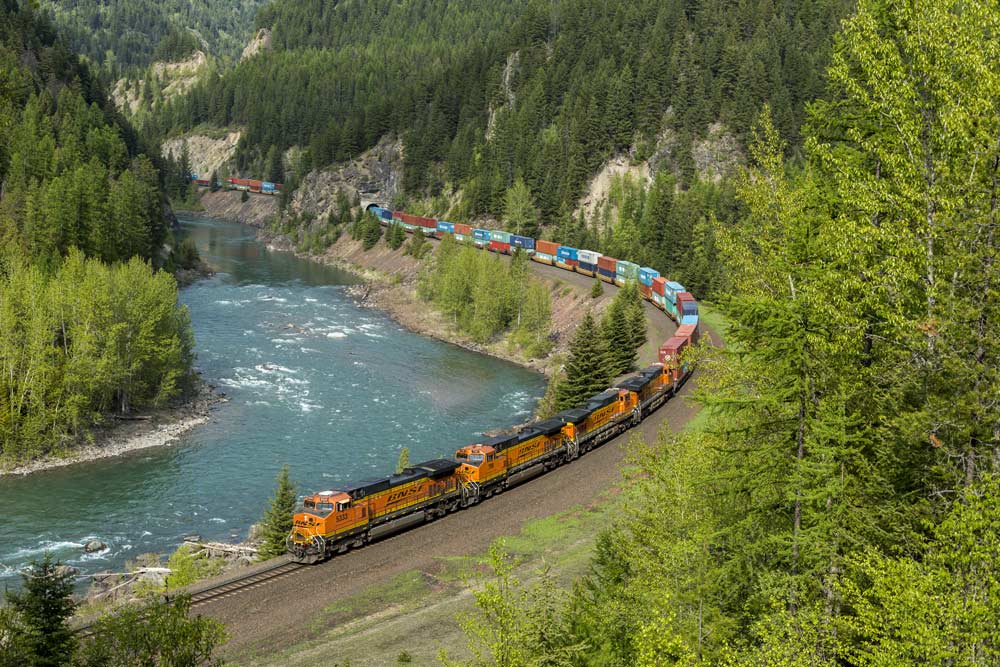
71,200,713,653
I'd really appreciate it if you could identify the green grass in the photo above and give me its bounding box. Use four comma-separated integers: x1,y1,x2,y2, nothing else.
697,302,729,346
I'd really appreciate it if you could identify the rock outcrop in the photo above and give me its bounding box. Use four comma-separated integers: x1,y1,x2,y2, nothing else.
162,131,242,180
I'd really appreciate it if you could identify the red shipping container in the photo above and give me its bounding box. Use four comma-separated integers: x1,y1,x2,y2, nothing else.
454,223,472,236
677,291,695,305
417,216,436,228
536,240,559,255
488,241,511,254
659,336,688,365
640,284,653,299
676,323,699,346
598,256,617,271
653,277,667,296
393,210,404,221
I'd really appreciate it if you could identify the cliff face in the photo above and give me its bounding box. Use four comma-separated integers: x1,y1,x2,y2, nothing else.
198,190,279,228
162,131,242,180
286,135,404,220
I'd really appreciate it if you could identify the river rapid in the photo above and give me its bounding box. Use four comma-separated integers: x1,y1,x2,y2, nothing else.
0,216,544,587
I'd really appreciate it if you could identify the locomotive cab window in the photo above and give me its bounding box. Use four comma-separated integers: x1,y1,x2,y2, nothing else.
304,499,315,509
336,500,350,512
469,453,485,465
317,502,334,512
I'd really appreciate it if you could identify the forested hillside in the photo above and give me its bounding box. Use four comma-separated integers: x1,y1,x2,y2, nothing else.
0,0,194,465
39,0,268,75
446,1,1000,664
156,0,851,302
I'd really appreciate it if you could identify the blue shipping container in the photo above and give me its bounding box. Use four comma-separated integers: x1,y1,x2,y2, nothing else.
437,221,455,234
598,267,616,279
665,281,685,303
510,235,536,250
639,267,660,286
557,246,579,261
681,315,699,327
262,182,276,193
473,229,491,241
380,209,393,220
681,300,698,318
578,261,598,274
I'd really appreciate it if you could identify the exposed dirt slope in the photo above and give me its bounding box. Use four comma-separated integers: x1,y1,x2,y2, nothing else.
197,190,279,228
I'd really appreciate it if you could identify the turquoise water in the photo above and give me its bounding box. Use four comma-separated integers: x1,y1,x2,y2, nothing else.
0,216,545,587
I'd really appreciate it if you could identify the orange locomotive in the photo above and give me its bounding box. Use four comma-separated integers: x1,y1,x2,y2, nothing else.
289,364,681,564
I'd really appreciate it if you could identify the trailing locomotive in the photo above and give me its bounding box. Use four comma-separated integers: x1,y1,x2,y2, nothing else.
287,205,703,564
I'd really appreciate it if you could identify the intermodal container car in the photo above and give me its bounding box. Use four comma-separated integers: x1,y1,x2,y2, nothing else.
640,284,653,299
473,229,491,244
615,261,639,286
676,323,699,346
659,336,690,381
556,246,579,269
639,267,660,286
262,181,276,194
577,249,600,276
436,221,455,235
489,240,511,254
510,235,535,251
454,223,473,236
379,209,394,221
652,292,666,309
491,230,512,244
653,277,667,296
597,255,617,283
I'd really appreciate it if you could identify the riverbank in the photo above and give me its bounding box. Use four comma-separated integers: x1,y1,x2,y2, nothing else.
0,379,226,477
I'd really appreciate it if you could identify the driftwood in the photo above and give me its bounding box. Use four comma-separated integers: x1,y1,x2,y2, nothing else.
184,539,258,560
111,415,153,421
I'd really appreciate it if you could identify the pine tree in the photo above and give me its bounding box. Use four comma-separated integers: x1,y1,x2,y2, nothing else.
591,279,604,299
3,554,77,667
555,311,611,411
601,288,638,377
258,466,297,560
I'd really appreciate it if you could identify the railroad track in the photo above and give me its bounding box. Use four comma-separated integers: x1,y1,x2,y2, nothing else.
73,558,307,638
187,558,305,607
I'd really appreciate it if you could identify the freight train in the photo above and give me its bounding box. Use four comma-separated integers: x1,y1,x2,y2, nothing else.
190,175,283,196
287,205,701,564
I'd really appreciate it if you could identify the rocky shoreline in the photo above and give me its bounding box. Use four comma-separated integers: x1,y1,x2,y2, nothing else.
0,379,226,477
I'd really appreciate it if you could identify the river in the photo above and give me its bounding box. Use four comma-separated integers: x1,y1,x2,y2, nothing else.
0,216,545,588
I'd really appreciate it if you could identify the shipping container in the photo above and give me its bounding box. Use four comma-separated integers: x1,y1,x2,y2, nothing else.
393,210,404,221
577,261,598,276
665,299,679,322
676,323,699,346
473,228,491,242
557,246,579,261
510,235,535,251
652,292,666,309
598,267,616,283
455,223,473,236
598,256,617,271
640,284,653,299
436,221,455,234
578,249,601,265
664,281,685,304
653,276,667,296
639,267,660,286
491,230,512,244
681,315,699,327
262,181,276,194
536,240,559,255
488,240,511,254
532,252,555,265
379,208,393,221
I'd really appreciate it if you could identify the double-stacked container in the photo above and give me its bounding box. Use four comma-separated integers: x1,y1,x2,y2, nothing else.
534,240,559,265
454,223,473,242
663,281,685,321
473,229,491,246
677,292,699,327
615,260,639,287
556,246,579,270
638,267,660,298
510,235,535,252
436,221,455,238
652,277,668,309
597,256,617,283
577,250,601,277
489,230,512,253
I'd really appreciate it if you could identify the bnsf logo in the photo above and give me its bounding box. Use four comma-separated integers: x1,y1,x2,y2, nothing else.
386,486,420,504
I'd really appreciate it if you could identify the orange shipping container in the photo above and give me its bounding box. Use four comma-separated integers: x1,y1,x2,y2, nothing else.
536,240,559,255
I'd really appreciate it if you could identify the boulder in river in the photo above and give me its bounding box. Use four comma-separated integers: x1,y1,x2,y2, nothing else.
83,540,107,553
55,565,80,578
